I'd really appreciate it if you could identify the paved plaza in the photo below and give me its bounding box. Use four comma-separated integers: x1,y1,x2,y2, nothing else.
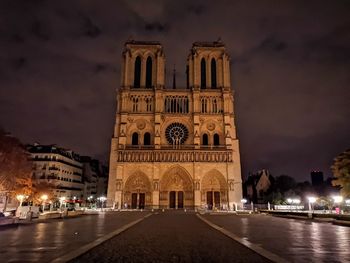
0,211,349,262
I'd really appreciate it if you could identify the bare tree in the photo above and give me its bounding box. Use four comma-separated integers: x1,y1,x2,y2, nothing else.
0,129,33,211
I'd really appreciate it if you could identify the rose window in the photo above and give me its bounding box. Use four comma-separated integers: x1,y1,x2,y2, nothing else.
165,123,189,145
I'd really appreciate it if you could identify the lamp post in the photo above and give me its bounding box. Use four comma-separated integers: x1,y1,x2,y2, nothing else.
98,196,107,211
16,194,26,207
87,195,93,209
59,196,66,210
308,197,316,212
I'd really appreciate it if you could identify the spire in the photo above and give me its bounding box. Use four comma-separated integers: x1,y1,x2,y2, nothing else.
172,64,176,89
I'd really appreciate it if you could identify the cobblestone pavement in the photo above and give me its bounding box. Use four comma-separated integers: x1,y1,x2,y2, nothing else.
72,211,269,263
0,211,150,263
203,213,350,263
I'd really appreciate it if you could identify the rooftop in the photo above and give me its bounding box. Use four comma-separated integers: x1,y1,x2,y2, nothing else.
125,40,161,46
192,40,225,48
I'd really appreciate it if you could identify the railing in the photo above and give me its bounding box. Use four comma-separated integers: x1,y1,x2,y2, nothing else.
117,149,232,163
125,144,227,150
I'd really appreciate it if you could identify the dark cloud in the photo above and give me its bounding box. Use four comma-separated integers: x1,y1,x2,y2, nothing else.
144,22,168,32
0,0,349,180
82,16,101,38
258,36,288,52
13,57,27,69
31,20,50,41
187,4,206,15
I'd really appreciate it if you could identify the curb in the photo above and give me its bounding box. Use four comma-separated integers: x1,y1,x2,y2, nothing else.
51,213,153,263
196,214,290,263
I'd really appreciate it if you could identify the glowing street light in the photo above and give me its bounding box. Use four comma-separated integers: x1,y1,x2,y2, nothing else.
308,197,317,211
16,194,27,207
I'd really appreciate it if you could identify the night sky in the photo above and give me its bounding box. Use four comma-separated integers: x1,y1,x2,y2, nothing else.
1,1,349,181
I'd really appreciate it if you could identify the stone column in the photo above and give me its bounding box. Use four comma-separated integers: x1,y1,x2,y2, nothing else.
152,190,159,209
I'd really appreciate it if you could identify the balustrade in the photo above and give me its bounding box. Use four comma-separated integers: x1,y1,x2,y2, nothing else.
117,149,232,163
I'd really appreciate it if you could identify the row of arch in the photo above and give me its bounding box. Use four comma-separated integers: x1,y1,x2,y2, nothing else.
133,56,218,89
202,133,220,146
123,166,229,209
131,132,221,146
134,56,153,88
132,132,151,146
164,96,190,113
124,167,228,194
201,58,217,89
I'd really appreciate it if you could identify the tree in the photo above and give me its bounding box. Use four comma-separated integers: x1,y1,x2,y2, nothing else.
0,129,33,211
331,149,350,197
31,181,55,205
274,175,297,193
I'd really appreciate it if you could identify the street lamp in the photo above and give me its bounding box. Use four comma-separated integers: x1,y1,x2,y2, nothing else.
98,196,107,210
59,196,66,210
16,194,26,207
308,197,316,212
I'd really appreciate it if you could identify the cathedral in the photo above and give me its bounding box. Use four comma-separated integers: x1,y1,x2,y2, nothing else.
107,40,242,210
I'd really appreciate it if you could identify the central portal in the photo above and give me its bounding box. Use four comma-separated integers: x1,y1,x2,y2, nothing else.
131,193,145,209
169,191,184,209
159,166,194,209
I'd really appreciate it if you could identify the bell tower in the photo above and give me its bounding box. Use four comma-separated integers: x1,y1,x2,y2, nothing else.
187,40,231,90
121,40,165,89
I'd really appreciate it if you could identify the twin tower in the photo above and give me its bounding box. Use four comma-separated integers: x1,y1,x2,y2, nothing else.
107,40,242,210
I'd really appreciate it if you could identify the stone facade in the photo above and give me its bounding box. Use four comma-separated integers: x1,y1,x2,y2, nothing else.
107,40,242,210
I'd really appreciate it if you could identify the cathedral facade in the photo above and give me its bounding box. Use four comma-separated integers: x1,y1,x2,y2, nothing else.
107,40,242,210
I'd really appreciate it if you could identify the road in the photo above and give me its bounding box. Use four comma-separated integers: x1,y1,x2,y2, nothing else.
71,211,269,263
1,211,349,262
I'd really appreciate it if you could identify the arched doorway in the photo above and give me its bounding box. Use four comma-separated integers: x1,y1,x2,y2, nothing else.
124,171,152,209
201,170,228,210
160,166,193,209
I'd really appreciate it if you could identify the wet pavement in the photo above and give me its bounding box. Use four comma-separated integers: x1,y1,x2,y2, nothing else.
72,211,269,263
203,213,350,263
1,211,349,263
0,211,150,263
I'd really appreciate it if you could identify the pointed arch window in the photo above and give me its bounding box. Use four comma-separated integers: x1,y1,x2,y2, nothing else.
132,132,139,145
213,133,220,146
202,134,209,146
211,58,217,88
146,56,152,88
134,56,141,88
144,132,151,145
201,58,206,88
212,98,218,113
